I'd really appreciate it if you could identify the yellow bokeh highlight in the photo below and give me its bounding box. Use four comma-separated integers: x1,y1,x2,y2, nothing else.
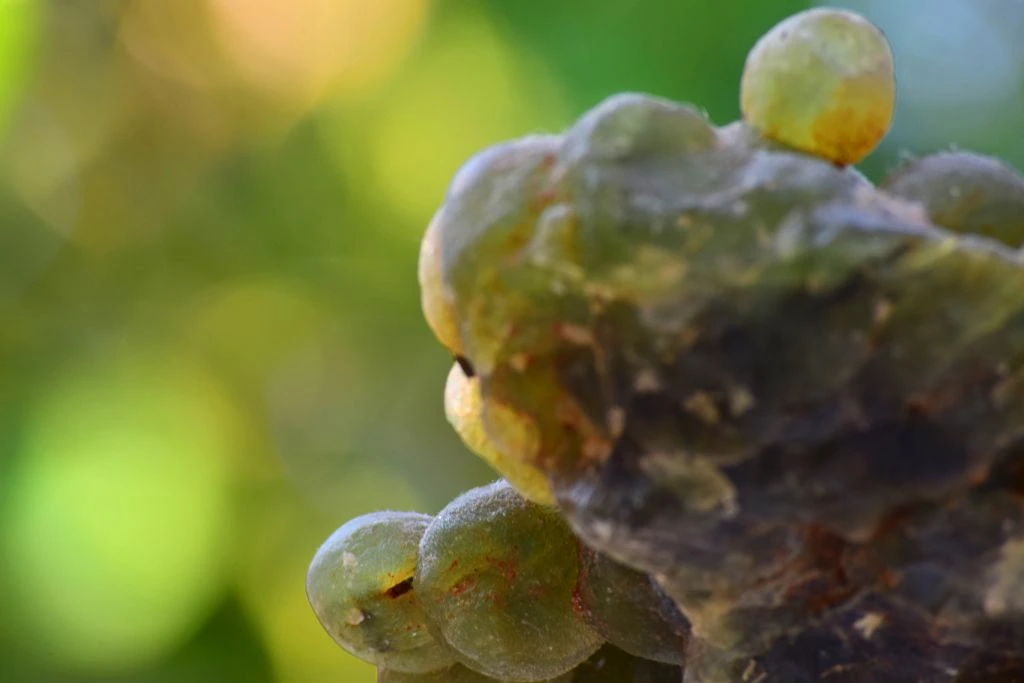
119,1,230,89
120,0,429,138
0,350,240,674
209,0,430,107
327,10,568,227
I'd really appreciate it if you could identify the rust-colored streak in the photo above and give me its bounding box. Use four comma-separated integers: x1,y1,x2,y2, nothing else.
447,576,477,599
484,555,518,582
804,524,846,570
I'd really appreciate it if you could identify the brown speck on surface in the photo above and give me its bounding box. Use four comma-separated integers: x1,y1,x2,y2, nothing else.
582,435,612,462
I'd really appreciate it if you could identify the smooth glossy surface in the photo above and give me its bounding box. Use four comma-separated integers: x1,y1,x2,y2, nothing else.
444,363,553,505
883,151,1024,246
416,481,602,681
422,85,1024,680
740,8,894,165
307,511,454,673
576,546,688,665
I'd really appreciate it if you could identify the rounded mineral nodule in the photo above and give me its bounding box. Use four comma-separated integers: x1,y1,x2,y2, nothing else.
576,545,689,664
414,11,1024,677
444,362,554,506
415,480,602,681
424,134,564,379
564,92,717,163
306,511,454,673
740,7,895,165
882,151,1024,247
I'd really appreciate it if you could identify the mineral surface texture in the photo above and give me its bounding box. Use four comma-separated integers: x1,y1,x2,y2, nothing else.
423,89,1024,681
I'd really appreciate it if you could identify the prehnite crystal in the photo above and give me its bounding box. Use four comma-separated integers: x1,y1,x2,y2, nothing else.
306,8,1024,683
419,13,1024,679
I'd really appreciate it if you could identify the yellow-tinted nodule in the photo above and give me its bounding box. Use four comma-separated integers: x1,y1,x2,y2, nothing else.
740,8,895,166
444,363,555,506
306,512,455,674
418,208,463,356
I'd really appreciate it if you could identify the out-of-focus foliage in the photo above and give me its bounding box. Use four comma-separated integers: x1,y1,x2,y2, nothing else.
0,0,37,131
0,1,1020,681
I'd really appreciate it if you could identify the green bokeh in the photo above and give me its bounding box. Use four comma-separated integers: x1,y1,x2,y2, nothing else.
0,0,37,131
1,353,235,673
0,1,1020,682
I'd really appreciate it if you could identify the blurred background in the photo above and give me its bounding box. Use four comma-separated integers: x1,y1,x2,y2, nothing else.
0,0,1022,681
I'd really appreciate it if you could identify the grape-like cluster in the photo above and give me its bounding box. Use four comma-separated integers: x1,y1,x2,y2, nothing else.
311,7,1024,681
307,479,688,681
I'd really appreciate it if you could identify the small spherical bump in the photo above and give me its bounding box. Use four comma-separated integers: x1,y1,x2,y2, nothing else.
740,8,895,165
444,363,554,506
881,151,1024,247
568,92,717,163
421,135,563,375
576,546,689,665
306,511,454,673
415,481,602,681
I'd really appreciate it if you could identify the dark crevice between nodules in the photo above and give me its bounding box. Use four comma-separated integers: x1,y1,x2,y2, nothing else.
384,577,415,599
455,355,476,378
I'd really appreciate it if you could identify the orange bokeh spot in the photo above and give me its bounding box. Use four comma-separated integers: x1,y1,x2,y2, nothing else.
208,0,430,107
